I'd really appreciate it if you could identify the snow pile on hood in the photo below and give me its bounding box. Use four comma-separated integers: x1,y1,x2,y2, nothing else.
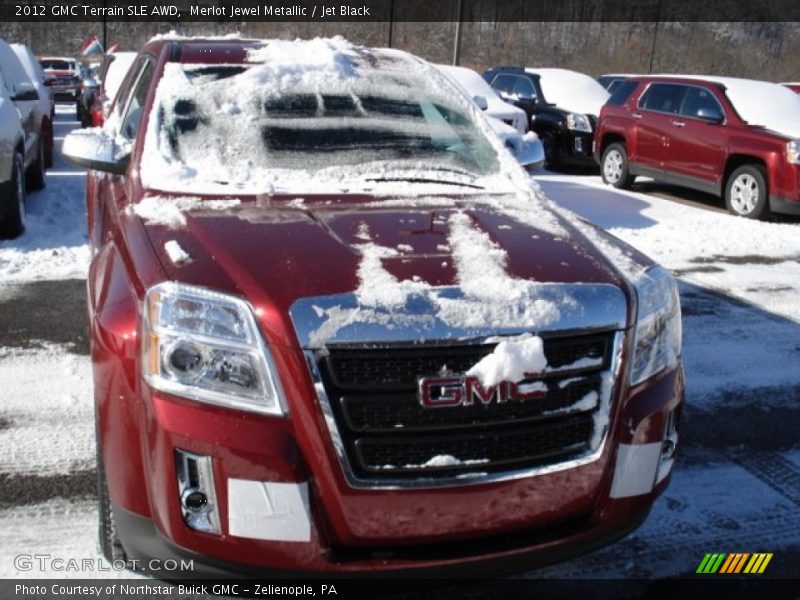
309,213,573,345
130,196,241,228
164,240,191,264
466,334,548,386
355,213,566,328
528,68,610,116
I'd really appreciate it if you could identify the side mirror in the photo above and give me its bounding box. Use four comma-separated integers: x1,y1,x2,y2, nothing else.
515,132,546,169
472,95,489,111
12,81,39,102
696,107,724,124
62,128,129,175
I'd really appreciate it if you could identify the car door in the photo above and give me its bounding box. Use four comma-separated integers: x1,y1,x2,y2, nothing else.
0,50,38,165
632,83,687,172
668,85,728,188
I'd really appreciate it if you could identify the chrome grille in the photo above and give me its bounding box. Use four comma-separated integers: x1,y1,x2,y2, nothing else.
312,331,619,486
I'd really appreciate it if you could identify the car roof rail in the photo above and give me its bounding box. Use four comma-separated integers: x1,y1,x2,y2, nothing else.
490,65,525,72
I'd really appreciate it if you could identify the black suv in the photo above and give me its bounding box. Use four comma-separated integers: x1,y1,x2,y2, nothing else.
483,67,609,169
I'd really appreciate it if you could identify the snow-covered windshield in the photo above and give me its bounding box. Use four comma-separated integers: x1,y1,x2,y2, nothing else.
527,68,610,116
142,39,506,194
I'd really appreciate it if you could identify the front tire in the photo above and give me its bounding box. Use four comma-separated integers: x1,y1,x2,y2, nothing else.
26,137,47,192
601,143,635,189
725,164,769,220
0,152,26,239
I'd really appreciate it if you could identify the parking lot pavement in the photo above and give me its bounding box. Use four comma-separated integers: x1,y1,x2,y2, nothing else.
0,110,798,581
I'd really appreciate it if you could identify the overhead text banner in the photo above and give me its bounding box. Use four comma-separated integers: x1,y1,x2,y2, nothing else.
4,0,800,23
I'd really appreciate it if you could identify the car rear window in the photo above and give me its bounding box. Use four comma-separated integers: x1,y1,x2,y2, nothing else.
607,80,638,106
639,83,686,114
40,59,73,70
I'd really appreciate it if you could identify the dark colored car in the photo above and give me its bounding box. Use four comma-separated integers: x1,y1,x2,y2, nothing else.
595,75,800,219
63,37,683,576
483,67,609,169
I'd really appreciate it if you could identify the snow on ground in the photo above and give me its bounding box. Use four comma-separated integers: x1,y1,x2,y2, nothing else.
0,106,90,282
0,345,93,475
536,172,800,324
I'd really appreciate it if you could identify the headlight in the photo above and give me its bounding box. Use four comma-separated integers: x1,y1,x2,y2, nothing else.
142,282,286,415
566,113,592,133
630,266,682,385
786,140,800,164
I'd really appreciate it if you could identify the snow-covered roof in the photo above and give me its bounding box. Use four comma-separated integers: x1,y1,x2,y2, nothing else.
648,74,800,139
526,68,610,116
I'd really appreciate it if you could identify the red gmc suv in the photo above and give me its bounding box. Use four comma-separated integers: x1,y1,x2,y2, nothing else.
64,37,684,576
595,75,800,219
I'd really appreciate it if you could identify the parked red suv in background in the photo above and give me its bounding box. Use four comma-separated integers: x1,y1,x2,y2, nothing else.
595,75,800,219
63,36,683,576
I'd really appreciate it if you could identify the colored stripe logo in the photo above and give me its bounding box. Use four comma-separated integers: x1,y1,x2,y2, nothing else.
696,552,772,574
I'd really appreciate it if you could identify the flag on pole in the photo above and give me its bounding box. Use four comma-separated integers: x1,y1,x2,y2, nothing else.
107,43,122,54
81,35,104,57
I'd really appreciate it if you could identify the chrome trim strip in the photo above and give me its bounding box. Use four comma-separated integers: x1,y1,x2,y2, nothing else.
305,330,625,490
290,283,628,350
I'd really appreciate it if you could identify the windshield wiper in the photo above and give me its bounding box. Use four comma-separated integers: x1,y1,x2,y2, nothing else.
363,177,485,189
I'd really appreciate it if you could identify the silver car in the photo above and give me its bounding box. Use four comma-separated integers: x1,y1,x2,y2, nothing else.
0,69,27,238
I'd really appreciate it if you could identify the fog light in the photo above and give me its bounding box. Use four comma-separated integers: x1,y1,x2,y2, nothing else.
175,450,220,534
574,137,585,153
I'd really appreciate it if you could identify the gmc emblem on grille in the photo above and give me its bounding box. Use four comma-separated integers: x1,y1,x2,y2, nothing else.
418,376,546,408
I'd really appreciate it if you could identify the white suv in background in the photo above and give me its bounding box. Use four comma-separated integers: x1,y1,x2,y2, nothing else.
11,43,54,167
0,38,47,198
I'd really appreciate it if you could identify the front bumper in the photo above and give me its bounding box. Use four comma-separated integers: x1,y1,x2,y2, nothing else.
106,360,684,576
553,130,598,168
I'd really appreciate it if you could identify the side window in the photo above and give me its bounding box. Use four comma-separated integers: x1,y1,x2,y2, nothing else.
607,80,638,106
639,83,686,115
511,76,537,101
489,73,514,95
680,87,724,120
119,61,154,142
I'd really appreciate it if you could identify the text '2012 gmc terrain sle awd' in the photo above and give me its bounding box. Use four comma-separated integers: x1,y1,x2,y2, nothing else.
596,75,800,219
64,37,684,576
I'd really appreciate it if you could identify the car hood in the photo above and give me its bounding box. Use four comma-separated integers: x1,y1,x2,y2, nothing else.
139,193,634,349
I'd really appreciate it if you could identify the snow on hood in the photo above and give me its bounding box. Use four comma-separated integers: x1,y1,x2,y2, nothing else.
130,195,241,228
658,75,800,140
527,68,610,116
306,211,575,346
